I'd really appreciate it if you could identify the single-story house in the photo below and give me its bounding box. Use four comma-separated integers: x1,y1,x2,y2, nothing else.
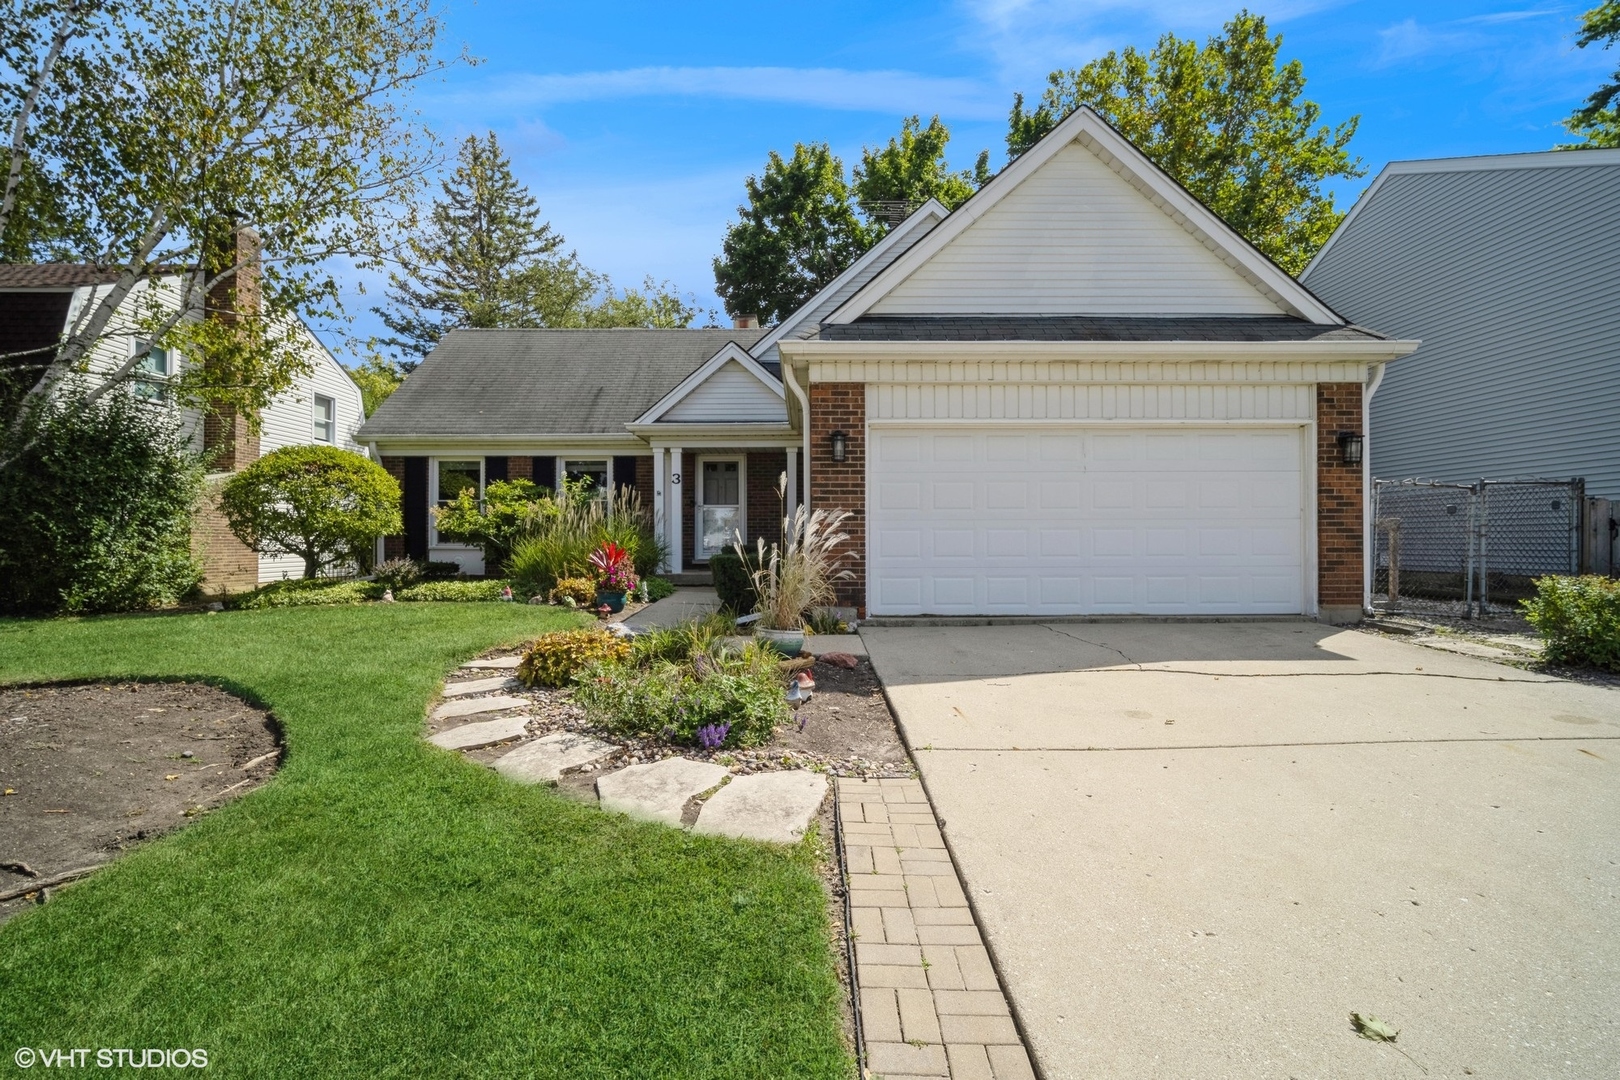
1300,148,1620,499
359,107,1418,622
0,229,367,591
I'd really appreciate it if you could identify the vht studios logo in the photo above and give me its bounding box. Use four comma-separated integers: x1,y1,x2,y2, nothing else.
13,1047,209,1069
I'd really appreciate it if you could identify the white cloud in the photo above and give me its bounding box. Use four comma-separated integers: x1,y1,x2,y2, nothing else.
454,66,1005,122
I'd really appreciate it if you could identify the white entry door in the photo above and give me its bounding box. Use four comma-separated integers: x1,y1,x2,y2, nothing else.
696,456,744,560
868,426,1305,616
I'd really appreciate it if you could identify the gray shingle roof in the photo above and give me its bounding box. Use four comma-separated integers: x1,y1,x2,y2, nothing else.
0,263,124,288
809,315,1384,343
356,327,769,439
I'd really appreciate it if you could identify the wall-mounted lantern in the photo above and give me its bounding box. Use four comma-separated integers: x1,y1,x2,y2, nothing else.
830,430,848,463
1337,431,1363,466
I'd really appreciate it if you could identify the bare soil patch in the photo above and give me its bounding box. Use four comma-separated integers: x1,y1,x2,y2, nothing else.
0,682,280,923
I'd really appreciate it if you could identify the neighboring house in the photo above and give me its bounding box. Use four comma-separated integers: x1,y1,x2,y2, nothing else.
360,107,1417,621
0,232,365,592
1301,148,1620,499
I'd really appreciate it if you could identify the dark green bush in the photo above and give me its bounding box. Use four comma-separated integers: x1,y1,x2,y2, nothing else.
422,560,461,580
708,549,759,614
643,576,676,602
0,385,205,614
1522,575,1620,671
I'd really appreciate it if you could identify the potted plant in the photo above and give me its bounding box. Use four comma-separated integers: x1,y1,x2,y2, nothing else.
588,541,638,613
736,482,853,656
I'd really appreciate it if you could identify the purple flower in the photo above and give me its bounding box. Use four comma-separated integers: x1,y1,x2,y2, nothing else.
696,722,731,751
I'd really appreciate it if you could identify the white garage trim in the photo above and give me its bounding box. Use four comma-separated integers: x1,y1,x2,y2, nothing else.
868,382,1317,422
865,422,1316,617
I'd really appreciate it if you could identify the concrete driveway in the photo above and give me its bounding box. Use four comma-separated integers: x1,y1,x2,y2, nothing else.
862,620,1620,1079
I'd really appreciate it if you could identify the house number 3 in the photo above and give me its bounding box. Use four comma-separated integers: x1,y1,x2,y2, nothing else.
671,473,681,484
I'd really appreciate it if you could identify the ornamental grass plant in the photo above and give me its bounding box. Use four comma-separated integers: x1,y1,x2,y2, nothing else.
736,482,853,632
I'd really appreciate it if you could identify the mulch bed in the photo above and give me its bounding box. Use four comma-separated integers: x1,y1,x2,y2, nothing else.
0,682,280,924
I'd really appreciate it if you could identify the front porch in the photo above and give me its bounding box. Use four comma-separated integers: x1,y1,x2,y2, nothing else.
647,441,803,573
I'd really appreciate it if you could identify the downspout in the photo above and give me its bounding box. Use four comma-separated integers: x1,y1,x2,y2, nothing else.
1362,363,1386,614
783,360,811,513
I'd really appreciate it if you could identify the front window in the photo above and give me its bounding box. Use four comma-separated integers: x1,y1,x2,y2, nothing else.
562,459,609,504
313,394,336,442
434,459,482,545
131,339,170,402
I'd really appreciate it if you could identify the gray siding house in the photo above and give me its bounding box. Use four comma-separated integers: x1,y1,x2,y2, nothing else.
1302,149,1620,498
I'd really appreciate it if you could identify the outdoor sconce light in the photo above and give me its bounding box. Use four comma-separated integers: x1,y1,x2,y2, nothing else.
1337,431,1363,466
830,430,848,463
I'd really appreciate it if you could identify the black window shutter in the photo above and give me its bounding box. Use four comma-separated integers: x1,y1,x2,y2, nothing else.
403,457,429,560
613,455,639,493
484,456,509,484
533,456,557,489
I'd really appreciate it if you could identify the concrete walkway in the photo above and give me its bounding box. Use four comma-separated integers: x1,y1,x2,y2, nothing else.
620,586,720,630
863,620,1620,1079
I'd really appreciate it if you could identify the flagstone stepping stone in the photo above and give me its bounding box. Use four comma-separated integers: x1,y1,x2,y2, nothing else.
428,715,531,751
494,732,619,785
442,675,521,697
596,757,729,826
430,695,529,722
693,770,828,844
461,656,523,671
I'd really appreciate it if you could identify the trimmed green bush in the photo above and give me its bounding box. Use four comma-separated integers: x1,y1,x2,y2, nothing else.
643,576,676,602
230,579,384,609
395,578,509,602
518,628,632,688
1522,575,1620,671
708,548,759,614
548,576,596,606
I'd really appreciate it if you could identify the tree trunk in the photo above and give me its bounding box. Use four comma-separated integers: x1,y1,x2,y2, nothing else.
303,553,320,579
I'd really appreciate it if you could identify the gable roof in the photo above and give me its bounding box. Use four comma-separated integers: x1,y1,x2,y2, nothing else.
826,107,1343,326
356,327,765,439
633,341,784,425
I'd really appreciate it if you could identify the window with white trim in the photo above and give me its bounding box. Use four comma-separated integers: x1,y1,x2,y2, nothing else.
432,459,482,545
562,459,609,504
131,339,171,402
313,394,336,442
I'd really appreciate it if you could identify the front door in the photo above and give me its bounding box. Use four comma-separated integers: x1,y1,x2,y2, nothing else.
696,456,744,560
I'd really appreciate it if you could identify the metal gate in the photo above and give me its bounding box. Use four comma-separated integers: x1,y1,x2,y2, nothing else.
1372,478,1584,617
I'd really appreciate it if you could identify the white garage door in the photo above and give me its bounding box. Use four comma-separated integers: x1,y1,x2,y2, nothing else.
868,427,1305,616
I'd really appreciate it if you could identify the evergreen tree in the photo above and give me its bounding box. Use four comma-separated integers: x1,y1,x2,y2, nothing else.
1005,11,1360,274
373,132,598,363
1567,1,1620,147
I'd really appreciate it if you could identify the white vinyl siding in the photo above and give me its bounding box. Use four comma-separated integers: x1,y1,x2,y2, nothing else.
661,360,785,422
869,139,1285,317
868,426,1306,616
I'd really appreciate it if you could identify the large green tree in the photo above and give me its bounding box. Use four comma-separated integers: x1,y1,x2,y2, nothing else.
852,115,990,221
0,0,447,466
712,142,875,324
1567,1,1620,146
1005,10,1360,274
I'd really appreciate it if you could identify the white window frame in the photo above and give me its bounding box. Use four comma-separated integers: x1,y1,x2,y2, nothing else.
430,456,484,548
561,457,613,503
312,393,336,443
130,337,172,403
694,454,746,563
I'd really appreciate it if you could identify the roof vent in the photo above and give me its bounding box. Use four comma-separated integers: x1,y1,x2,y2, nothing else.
733,315,759,330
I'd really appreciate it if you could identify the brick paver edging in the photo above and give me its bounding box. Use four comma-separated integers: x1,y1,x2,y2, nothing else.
837,777,1038,1080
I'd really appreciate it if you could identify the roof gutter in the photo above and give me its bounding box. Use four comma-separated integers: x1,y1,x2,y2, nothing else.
781,360,812,512
779,339,1421,363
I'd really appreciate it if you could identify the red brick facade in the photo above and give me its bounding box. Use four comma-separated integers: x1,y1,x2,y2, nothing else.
381,455,407,562
808,382,866,614
193,477,259,595
507,455,533,481
678,448,790,567
1316,382,1365,617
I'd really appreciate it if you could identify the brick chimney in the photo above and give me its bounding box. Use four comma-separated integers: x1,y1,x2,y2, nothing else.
202,225,262,471
733,314,759,330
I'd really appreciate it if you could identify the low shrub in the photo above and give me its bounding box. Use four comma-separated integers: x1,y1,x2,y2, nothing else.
230,579,383,610
548,577,597,607
643,576,676,602
422,560,462,580
804,607,849,635
1522,575,1620,671
708,549,758,614
395,579,510,602
573,642,787,748
373,558,424,589
518,628,632,688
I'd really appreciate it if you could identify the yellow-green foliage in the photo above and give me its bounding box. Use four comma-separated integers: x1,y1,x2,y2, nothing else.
548,577,597,607
518,628,630,687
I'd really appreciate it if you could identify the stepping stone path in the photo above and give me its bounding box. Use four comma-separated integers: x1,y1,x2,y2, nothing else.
695,771,828,844
442,675,521,697
461,656,523,670
431,695,529,722
428,714,531,751
495,732,620,784
597,757,729,826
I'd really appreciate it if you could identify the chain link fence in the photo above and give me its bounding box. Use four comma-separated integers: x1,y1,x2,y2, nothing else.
1372,478,1584,618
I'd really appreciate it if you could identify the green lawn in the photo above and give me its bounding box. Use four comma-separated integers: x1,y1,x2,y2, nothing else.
0,604,849,1077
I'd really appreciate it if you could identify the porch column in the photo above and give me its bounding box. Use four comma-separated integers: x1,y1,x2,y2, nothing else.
669,446,684,575
652,448,667,572
784,445,798,515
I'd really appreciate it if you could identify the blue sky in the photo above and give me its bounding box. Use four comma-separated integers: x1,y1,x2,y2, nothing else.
324,1,1611,355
